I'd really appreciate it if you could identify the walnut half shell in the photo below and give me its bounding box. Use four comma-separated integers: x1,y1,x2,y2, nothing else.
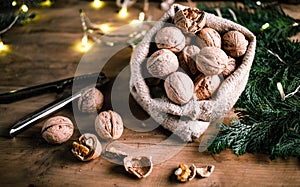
71,133,102,161
196,165,215,178
124,156,153,178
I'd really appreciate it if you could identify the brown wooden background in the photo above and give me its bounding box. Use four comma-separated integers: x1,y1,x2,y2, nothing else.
0,1,299,186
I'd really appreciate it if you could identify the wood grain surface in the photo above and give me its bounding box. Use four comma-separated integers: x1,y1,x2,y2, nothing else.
0,1,299,186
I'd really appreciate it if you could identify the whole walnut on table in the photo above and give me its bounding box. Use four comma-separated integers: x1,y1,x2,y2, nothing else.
41,116,74,144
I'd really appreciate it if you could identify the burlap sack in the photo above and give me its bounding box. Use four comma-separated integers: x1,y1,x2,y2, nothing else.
129,4,256,142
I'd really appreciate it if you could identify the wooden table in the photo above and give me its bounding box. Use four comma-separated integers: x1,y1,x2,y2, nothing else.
1,1,299,186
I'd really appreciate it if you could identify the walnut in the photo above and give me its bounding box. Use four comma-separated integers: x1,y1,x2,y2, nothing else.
222,30,249,57
174,163,197,182
146,49,179,78
196,165,215,178
174,7,206,33
164,72,194,105
196,47,228,75
71,133,102,161
77,87,104,113
194,74,221,100
222,56,236,77
41,116,74,144
197,27,221,49
178,45,200,78
155,26,185,53
95,110,124,140
124,156,153,178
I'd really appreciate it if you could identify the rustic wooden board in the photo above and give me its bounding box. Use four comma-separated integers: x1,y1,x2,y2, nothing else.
0,1,299,186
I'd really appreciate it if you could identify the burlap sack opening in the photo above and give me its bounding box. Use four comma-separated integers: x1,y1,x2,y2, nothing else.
129,4,256,142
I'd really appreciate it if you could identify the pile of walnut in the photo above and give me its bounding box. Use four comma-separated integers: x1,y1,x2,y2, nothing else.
145,7,249,104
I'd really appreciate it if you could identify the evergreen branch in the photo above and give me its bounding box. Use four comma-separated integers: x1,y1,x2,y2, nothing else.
199,2,300,159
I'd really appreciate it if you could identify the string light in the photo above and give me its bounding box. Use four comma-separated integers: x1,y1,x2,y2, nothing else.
277,82,300,101
91,0,103,9
118,6,128,19
256,1,262,6
74,34,93,53
20,4,29,13
12,1,17,6
99,23,112,33
139,12,145,22
40,0,53,7
0,40,9,53
260,23,270,31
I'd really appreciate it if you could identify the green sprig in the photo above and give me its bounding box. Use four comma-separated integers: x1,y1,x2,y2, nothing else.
198,1,300,159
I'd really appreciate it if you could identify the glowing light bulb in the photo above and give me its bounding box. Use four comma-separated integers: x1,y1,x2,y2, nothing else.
0,40,9,52
40,0,52,7
12,1,17,6
260,23,270,31
20,4,29,12
81,34,88,47
139,12,145,22
118,7,128,19
256,1,261,6
74,35,92,53
92,0,103,9
99,24,112,33
277,82,285,101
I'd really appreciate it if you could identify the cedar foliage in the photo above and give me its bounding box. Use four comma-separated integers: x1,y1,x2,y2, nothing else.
198,1,300,159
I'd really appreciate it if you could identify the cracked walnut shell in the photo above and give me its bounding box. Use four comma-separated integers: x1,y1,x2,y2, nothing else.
71,133,102,161
174,7,206,33
196,47,228,75
95,110,124,140
155,26,185,53
196,165,215,178
41,116,74,144
222,30,249,57
124,156,153,178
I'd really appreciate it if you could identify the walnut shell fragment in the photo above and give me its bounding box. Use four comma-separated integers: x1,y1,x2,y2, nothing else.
124,156,153,178
174,163,197,182
196,165,215,178
71,133,102,161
